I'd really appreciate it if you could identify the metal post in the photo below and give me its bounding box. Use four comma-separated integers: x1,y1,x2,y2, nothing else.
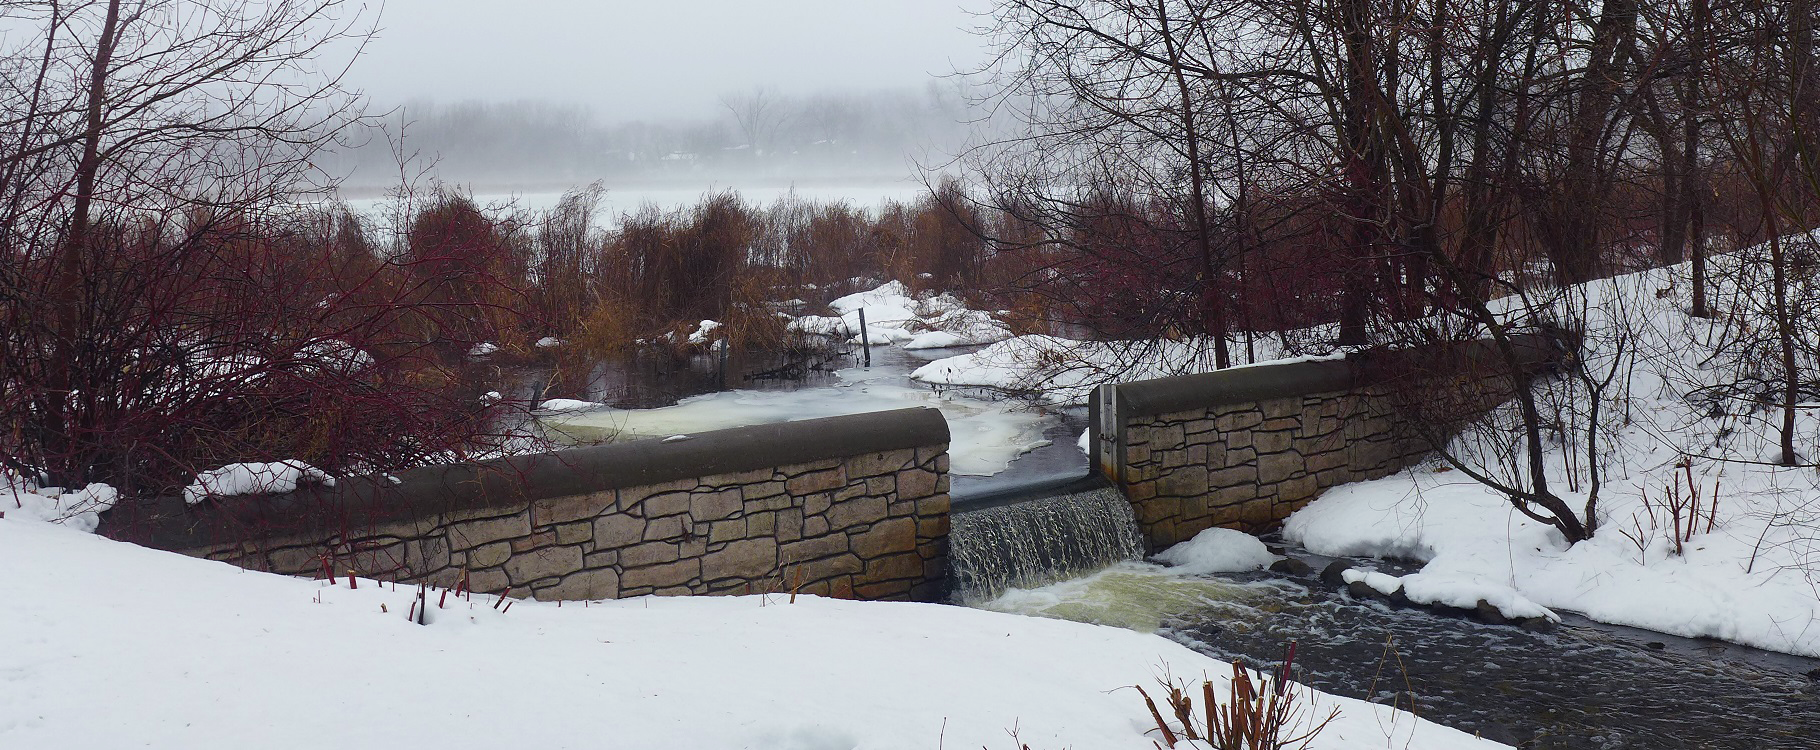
858,308,871,367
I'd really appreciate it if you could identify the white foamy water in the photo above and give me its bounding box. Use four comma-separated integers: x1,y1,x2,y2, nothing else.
541,366,1053,476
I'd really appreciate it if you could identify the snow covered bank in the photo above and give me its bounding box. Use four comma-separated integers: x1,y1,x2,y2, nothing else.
543,366,1053,476
790,281,1013,349
0,518,1505,750
913,335,1324,405
1285,262,1820,657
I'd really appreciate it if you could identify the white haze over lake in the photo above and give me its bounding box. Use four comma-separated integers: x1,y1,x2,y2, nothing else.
338,179,932,228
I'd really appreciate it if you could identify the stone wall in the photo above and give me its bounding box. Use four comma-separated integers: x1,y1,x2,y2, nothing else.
1093,339,1555,550
103,408,951,602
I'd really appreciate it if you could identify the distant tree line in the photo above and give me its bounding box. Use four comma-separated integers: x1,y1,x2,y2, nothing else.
321,87,976,190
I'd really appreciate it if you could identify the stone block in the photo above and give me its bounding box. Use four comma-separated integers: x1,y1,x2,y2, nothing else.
584,549,618,568
447,512,532,551
916,515,949,540
1126,480,1157,501
787,467,846,495
781,458,843,476
916,493,950,515
804,515,829,537
863,552,924,582
1208,465,1256,489
702,538,778,580
468,541,512,569
850,517,916,559
468,568,510,594
532,492,613,525
796,553,863,579
690,489,744,521
826,496,888,529
742,481,787,502
1125,441,1153,465
1215,409,1263,431
866,475,896,495
504,545,583,585
776,508,805,542
510,530,558,553
1279,474,1320,502
782,534,848,562
621,541,680,568
848,450,912,478
538,568,619,601
555,521,593,546
746,511,777,537
641,491,692,518
1257,452,1303,484
854,580,914,600
1259,397,1300,419
593,513,644,549
709,519,747,544
804,491,833,516
1155,466,1208,498
897,468,938,499
619,559,700,590
643,515,686,542
1253,430,1293,454
1132,497,1180,524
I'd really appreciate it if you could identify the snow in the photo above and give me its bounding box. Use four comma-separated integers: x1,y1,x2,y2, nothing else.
182,461,334,505
1153,527,1278,574
543,367,1051,476
685,319,722,345
912,335,1337,405
467,341,499,357
1,472,116,532
537,398,604,414
789,281,1013,350
1338,567,1558,621
1284,259,1820,657
534,336,564,349
0,517,1507,750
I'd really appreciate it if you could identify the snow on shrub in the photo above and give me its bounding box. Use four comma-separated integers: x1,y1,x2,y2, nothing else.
2,472,118,532
182,461,334,505
1153,527,1278,574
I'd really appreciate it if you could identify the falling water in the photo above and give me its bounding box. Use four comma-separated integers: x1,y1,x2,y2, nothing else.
948,484,1147,603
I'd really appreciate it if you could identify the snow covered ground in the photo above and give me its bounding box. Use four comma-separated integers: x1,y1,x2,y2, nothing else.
0,516,1507,750
1285,261,1820,657
790,280,1014,350
912,335,1331,406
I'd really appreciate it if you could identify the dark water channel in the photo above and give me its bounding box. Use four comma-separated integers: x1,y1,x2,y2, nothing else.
1158,552,1820,749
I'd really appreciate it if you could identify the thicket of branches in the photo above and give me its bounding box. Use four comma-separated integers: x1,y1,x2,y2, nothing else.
962,0,1820,543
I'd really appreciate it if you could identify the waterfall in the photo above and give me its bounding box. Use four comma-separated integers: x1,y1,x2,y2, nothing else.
948,483,1147,603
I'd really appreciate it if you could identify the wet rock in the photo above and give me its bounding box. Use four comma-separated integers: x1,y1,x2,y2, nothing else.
1386,586,1410,605
1474,599,1508,626
1319,560,1354,588
1518,617,1557,633
1269,557,1313,576
1346,580,1375,600
1646,641,1666,650
1805,668,1820,681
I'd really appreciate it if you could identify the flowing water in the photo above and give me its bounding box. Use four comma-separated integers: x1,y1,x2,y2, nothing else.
957,514,1820,749
948,485,1146,602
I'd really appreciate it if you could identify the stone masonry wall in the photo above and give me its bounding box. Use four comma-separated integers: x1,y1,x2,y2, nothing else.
1100,339,1555,551
185,447,950,601
107,408,953,602
1120,385,1426,550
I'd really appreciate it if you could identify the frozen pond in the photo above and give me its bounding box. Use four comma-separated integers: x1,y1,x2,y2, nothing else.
530,345,1087,485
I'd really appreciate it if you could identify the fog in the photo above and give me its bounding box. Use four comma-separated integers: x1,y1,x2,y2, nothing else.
329,0,997,193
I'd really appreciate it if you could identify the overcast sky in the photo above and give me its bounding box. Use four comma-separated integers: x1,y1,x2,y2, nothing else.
348,0,997,120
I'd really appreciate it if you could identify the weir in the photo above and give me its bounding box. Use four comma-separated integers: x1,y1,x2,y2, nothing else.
947,475,1146,603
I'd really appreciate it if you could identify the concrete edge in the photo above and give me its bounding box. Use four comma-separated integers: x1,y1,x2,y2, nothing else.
1114,335,1560,418
102,406,951,550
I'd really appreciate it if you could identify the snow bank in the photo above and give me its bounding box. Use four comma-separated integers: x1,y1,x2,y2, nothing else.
182,461,333,505
913,335,1334,405
789,281,1013,350
1,473,116,532
1340,567,1558,621
0,518,1507,750
1154,527,1278,574
536,398,604,414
